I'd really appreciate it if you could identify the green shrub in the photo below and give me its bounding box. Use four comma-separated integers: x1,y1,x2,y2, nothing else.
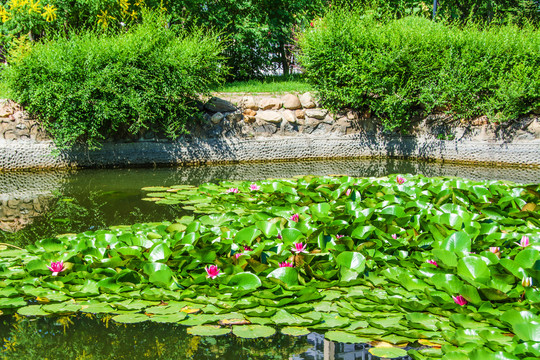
2,11,226,148
298,10,540,130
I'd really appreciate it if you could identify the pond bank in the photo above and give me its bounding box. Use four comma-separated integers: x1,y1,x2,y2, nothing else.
0,94,539,170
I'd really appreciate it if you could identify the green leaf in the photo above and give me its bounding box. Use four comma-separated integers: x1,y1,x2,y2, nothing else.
267,267,298,287
187,325,231,336
439,231,471,253
228,272,262,290
232,325,276,338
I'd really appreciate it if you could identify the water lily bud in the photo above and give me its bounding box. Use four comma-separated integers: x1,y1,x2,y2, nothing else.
522,277,533,287
452,295,467,306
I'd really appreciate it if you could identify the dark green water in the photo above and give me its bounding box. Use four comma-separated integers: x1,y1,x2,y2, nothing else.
1,159,539,359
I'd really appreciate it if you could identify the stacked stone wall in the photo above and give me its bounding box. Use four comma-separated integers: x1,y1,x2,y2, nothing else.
0,93,539,170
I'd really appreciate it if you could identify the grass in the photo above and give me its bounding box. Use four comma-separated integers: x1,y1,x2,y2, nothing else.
212,74,313,94
0,78,10,99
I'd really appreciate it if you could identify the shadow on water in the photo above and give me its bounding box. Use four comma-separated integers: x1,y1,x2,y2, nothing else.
0,315,409,360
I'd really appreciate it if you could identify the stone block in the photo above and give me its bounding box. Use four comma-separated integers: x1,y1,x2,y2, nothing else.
299,92,316,109
305,109,328,120
253,123,278,134
204,97,237,112
295,110,305,119
256,110,282,124
243,109,257,117
226,112,243,122
282,94,302,110
242,96,259,110
282,110,297,124
259,98,282,110
210,112,224,124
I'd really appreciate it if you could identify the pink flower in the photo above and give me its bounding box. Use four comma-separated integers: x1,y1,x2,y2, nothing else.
205,265,220,279
345,189,351,196
452,295,467,306
310,21,314,27
396,176,405,185
234,246,253,259
249,183,260,191
489,247,500,253
336,234,344,239
426,259,438,267
391,234,398,240
290,213,299,222
516,236,530,248
279,261,294,267
47,261,65,276
291,242,307,254
226,188,239,194
277,233,282,240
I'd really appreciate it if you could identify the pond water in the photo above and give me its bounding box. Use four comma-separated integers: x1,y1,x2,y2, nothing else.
1,158,539,359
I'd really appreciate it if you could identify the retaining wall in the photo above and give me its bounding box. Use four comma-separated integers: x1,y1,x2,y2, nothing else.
0,94,539,170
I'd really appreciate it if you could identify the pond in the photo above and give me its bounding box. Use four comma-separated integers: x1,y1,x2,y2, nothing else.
1,158,539,360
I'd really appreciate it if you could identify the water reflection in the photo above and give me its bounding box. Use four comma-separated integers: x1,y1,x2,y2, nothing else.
1,158,539,247
0,316,409,360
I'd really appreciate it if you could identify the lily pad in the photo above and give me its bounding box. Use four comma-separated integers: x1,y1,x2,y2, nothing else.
232,325,276,338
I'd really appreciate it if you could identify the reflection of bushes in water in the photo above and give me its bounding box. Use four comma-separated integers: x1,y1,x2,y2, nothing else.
0,191,183,248
0,315,312,360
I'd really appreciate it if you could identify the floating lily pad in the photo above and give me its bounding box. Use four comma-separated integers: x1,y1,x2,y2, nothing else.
232,325,276,338
112,313,149,323
18,305,49,316
325,331,370,344
281,326,310,336
187,325,231,336
368,347,408,358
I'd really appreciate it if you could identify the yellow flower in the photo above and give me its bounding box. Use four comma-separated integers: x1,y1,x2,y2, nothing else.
97,9,116,29
28,0,41,14
134,0,144,6
118,0,129,14
10,0,27,11
41,4,57,22
0,7,10,22
129,9,137,20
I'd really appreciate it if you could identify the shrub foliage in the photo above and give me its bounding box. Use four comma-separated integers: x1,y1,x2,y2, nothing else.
2,12,226,148
298,11,540,130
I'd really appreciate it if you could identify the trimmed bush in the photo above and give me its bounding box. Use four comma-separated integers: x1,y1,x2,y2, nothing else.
2,12,226,148
298,11,540,130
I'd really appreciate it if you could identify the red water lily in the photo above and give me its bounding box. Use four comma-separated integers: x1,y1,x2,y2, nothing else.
452,295,467,306
47,261,65,276
225,188,239,194
396,176,405,185
426,259,438,267
279,261,294,267
205,265,220,279
290,213,299,222
291,242,307,254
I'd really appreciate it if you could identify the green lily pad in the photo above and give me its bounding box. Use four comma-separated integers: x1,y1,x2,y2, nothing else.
325,331,370,344
112,313,149,323
232,325,276,338
368,347,408,358
281,326,310,337
187,325,231,336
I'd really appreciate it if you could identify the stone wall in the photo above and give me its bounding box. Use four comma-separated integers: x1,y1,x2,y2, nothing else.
0,93,539,170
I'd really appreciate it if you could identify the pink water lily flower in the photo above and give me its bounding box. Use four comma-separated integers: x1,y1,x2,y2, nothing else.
489,247,501,258
279,261,294,268
391,234,398,240
205,265,220,279
290,213,299,222
345,189,351,196
516,236,530,248
47,261,65,276
396,176,405,185
277,233,282,240
249,183,260,191
426,259,438,267
225,188,239,194
452,295,468,306
291,242,308,254
336,234,344,239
